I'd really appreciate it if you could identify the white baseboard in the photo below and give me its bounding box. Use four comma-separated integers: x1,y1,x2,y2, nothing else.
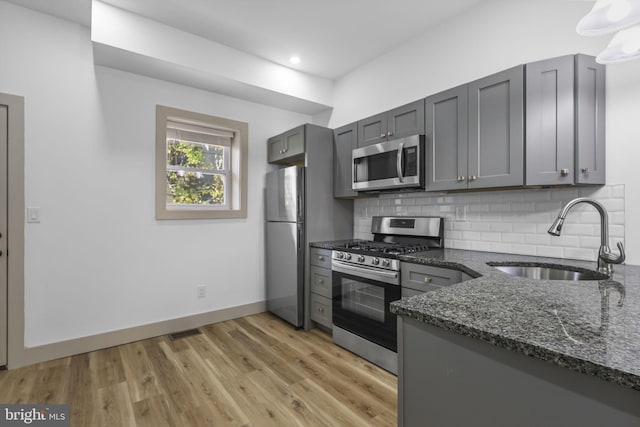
11,301,266,369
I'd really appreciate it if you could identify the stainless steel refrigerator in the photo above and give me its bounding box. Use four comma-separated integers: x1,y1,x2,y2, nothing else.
265,166,304,327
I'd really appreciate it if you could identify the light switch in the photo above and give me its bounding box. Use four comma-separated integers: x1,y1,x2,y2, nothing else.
27,207,41,223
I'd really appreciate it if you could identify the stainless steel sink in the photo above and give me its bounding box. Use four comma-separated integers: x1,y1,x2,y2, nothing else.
487,262,608,281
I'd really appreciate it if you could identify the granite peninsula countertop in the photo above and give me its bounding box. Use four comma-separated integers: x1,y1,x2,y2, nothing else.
310,242,640,391
393,249,640,391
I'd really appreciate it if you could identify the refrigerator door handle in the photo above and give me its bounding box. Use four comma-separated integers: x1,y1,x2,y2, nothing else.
297,194,302,222
297,225,302,250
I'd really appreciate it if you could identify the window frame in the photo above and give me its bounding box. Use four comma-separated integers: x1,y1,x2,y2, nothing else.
156,105,248,219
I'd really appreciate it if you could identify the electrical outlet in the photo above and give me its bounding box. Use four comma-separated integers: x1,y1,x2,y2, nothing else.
455,206,467,221
197,285,206,299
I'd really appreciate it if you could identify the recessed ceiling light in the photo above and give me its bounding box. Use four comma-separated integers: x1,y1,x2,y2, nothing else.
289,56,301,65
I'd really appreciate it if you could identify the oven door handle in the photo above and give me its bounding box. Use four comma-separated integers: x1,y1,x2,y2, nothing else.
396,141,405,183
332,260,399,285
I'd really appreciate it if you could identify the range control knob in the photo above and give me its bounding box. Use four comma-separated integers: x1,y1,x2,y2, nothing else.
371,257,380,265
345,253,352,260
336,252,344,259
357,255,365,263
382,259,390,267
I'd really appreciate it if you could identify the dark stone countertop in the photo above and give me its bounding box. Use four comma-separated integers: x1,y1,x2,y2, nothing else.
391,249,640,391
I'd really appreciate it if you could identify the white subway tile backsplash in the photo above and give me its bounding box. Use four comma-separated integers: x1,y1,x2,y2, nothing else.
610,225,624,238
490,243,513,254
550,235,580,247
491,222,512,232
525,234,551,245
353,184,624,263
561,223,595,236
471,223,491,232
502,233,525,244
470,241,492,251
535,246,564,258
510,245,538,256
564,247,598,261
512,223,537,233
481,232,502,242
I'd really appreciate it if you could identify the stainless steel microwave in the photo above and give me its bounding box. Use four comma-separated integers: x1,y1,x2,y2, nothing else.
352,134,424,192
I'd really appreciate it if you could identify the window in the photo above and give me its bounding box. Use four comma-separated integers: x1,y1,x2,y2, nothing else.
156,105,248,219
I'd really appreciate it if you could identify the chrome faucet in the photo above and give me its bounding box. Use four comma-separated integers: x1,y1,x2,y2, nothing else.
548,197,625,277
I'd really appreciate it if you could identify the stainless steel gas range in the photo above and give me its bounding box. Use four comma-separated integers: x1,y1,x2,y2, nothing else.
331,216,444,374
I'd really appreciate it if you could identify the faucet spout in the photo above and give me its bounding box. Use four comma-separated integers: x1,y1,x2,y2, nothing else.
548,197,625,276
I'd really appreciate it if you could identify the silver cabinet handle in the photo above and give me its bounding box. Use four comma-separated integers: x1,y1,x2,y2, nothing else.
318,279,324,284
468,175,477,181
380,133,386,138
318,255,325,261
396,141,405,183
424,277,432,283
457,176,466,182
387,131,393,137
561,168,569,176
582,167,590,174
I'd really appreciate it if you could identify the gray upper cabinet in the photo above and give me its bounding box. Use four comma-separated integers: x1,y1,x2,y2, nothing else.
575,54,606,185
468,65,524,189
358,112,387,147
268,125,305,164
525,54,605,186
357,99,425,147
425,85,468,191
333,122,359,198
425,67,524,191
526,55,575,186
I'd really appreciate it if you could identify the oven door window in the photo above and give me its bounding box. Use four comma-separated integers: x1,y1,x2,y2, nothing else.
332,271,400,352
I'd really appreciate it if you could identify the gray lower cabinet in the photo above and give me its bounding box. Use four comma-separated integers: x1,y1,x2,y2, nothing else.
425,66,524,191
333,122,358,198
401,263,472,298
309,247,332,329
398,316,640,427
357,99,425,147
526,54,605,185
268,125,305,164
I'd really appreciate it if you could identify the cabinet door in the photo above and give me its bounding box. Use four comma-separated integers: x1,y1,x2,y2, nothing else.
284,126,305,159
267,134,285,163
333,122,358,198
388,99,425,140
575,54,606,185
425,85,468,191
468,65,524,189
357,112,387,147
526,55,575,186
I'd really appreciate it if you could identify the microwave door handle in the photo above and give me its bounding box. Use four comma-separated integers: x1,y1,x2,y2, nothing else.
396,141,404,183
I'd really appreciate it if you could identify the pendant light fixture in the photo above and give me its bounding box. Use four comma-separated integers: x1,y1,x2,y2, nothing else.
576,0,640,63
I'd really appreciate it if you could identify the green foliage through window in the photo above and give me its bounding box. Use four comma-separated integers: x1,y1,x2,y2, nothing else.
166,139,227,205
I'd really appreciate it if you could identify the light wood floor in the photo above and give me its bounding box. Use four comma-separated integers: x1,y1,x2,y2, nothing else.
0,312,397,426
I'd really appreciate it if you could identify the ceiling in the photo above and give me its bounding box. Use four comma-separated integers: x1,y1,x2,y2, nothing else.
6,0,488,80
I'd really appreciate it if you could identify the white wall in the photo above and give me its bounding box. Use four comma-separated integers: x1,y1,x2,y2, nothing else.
328,0,640,265
0,1,310,346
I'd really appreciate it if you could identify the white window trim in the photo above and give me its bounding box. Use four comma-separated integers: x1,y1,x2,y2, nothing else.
156,105,248,219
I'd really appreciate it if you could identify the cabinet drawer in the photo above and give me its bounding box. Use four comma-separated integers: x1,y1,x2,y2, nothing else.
310,247,332,269
401,263,462,293
310,266,331,298
310,293,332,329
